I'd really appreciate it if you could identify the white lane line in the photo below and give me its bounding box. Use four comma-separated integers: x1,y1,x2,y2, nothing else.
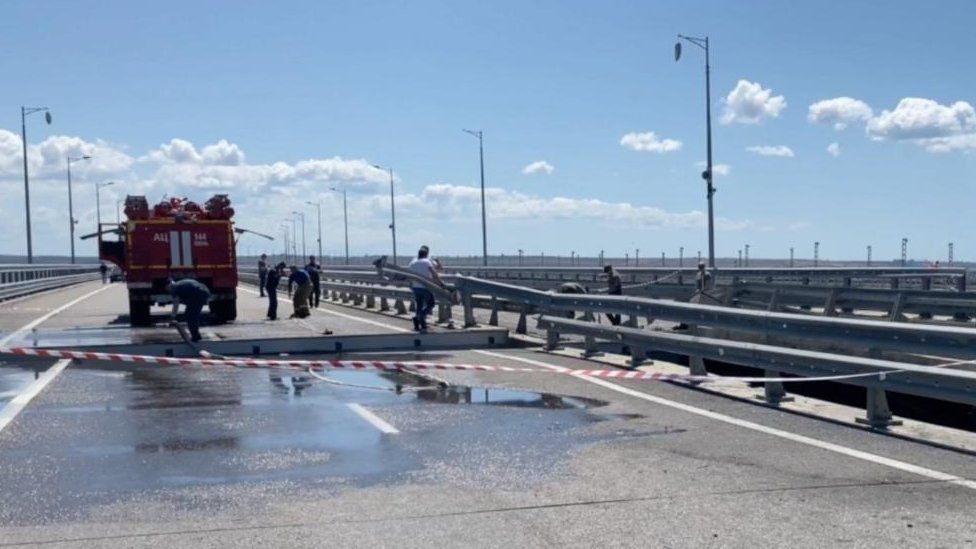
478,349,976,492
0,359,71,434
0,283,112,347
238,286,411,333
346,403,399,434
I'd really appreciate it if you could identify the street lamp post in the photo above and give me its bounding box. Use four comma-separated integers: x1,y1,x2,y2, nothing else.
66,154,91,264
95,181,115,230
330,187,349,265
279,223,290,263
21,106,52,263
372,165,398,264
675,35,715,270
462,129,488,266
292,211,306,261
305,201,323,261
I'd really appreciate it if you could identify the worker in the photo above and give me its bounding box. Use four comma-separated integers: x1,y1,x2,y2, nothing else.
408,245,442,332
266,262,284,320
602,265,623,325
168,278,211,342
305,255,321,308
696,261,710,292
556,281,587,319
258,254,268,297
288,265,313,318
99,262,109,284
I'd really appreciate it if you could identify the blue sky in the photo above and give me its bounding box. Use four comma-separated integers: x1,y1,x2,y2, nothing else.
1,0,975,262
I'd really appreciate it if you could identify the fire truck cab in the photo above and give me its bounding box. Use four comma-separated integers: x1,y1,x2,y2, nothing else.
97,195,238,327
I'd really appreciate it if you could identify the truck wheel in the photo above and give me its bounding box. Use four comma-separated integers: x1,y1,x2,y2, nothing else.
129,299,151,327
211,299,237,323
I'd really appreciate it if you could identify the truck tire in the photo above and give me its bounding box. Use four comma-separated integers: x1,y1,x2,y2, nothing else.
129,299,151,327
211,299,237,323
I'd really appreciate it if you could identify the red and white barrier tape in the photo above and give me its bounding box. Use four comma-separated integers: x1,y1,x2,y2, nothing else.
0,345,915,385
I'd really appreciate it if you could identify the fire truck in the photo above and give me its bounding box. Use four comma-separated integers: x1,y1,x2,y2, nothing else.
94,194,239,327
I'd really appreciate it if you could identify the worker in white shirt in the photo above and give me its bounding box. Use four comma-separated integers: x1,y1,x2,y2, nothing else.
407,245,443,332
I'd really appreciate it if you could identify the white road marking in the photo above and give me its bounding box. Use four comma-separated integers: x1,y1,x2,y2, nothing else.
0,359,71,434
479,349,976,492
238,286,411,333
0,284,112,347
346,403,399,434
246,284,976,491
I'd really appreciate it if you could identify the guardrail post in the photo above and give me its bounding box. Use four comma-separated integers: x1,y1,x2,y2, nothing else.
630,345,647,368
408,300,416,313
395,299,408,315
888,293,906,321
822,288,838,317
758,371,793,405
489,298,500,326
856,386,902,429
365,295,376,309
380,297,390,311
516,306,528,334
545,327,561,350
437,303,452,323
767,289,780,312
353,293,364,306
625,315,638,328
462,292,478,327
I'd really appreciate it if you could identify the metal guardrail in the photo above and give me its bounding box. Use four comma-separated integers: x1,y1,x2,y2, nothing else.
0,264,101,285
0,271,102,301
535,315,976,427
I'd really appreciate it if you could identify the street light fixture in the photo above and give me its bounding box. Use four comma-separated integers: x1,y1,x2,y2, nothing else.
95,181,115,230
305,200,323,261
462,129,488,266
66,154,91,264
372,164,398,264
329,187,349,265
292,211,306,261
675,34,716,270
21,106,52,263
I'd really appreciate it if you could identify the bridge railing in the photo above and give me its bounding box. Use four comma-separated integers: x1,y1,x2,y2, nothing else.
0,265,102,302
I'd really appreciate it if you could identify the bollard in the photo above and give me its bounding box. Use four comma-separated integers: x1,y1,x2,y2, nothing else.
380,297,390,311
365,295,376,309
758,370,793,405
462,292,477,327
489,298,500,326
856,386,902,429
395,299,408,315
545,328,561,351
437,303,451,323
516,306,528,334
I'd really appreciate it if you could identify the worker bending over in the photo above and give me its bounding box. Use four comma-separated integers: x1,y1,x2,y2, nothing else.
168,278,211,342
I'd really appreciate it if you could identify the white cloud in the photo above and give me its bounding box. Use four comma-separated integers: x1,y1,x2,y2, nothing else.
827,142,841,157
721,80,786,124
866,98,975,141
620,131,682,153
0,129,135,177
807,97,873,130
522,160,554,175
745,145,794,157
917,133,976,153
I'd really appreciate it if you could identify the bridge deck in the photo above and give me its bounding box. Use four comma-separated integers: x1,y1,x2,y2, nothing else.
1,281,974,547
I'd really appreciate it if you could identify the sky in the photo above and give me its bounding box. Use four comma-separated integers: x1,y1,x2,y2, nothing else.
1,0,975,263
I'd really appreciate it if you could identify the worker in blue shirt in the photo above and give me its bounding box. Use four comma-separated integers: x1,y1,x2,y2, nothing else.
287,265,312,318
168,278,211,342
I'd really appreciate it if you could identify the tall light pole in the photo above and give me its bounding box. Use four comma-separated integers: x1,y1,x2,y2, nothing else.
675,35,715,269
462,129,488,266
306,201,322,261
330,187,349,265
21,107,52,263
66,154,91,264
279,223,290,263
95,181,115,230
372,164,398,264
292,211,306,261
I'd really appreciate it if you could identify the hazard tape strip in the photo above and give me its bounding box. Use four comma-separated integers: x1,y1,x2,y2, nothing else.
0,345,916,385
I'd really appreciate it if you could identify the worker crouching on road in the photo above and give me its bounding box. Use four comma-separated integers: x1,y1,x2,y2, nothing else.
167,278,211,342
288,265,313,318
408,245,443,332
266,262,285,320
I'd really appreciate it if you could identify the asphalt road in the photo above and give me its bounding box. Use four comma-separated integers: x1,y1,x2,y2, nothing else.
1,281,975,548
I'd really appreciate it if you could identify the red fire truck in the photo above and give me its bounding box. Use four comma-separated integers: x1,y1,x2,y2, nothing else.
94,195,238,326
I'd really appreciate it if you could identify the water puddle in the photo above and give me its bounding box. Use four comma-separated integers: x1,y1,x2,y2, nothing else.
414,385,608,410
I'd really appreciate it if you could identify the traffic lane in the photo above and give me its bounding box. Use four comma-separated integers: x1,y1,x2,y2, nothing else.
0,365,47,407
0,355,616,527
452,346,976,490
1,352,974,548
0,280,108,337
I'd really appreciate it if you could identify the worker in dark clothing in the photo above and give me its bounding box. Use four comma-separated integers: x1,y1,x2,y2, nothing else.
603,265,622,325
167,279,211,342
305,256,321,308
258,254,268,297
288,266,313,318
556,282,587,319
266,262,284,320
99,263,109,284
